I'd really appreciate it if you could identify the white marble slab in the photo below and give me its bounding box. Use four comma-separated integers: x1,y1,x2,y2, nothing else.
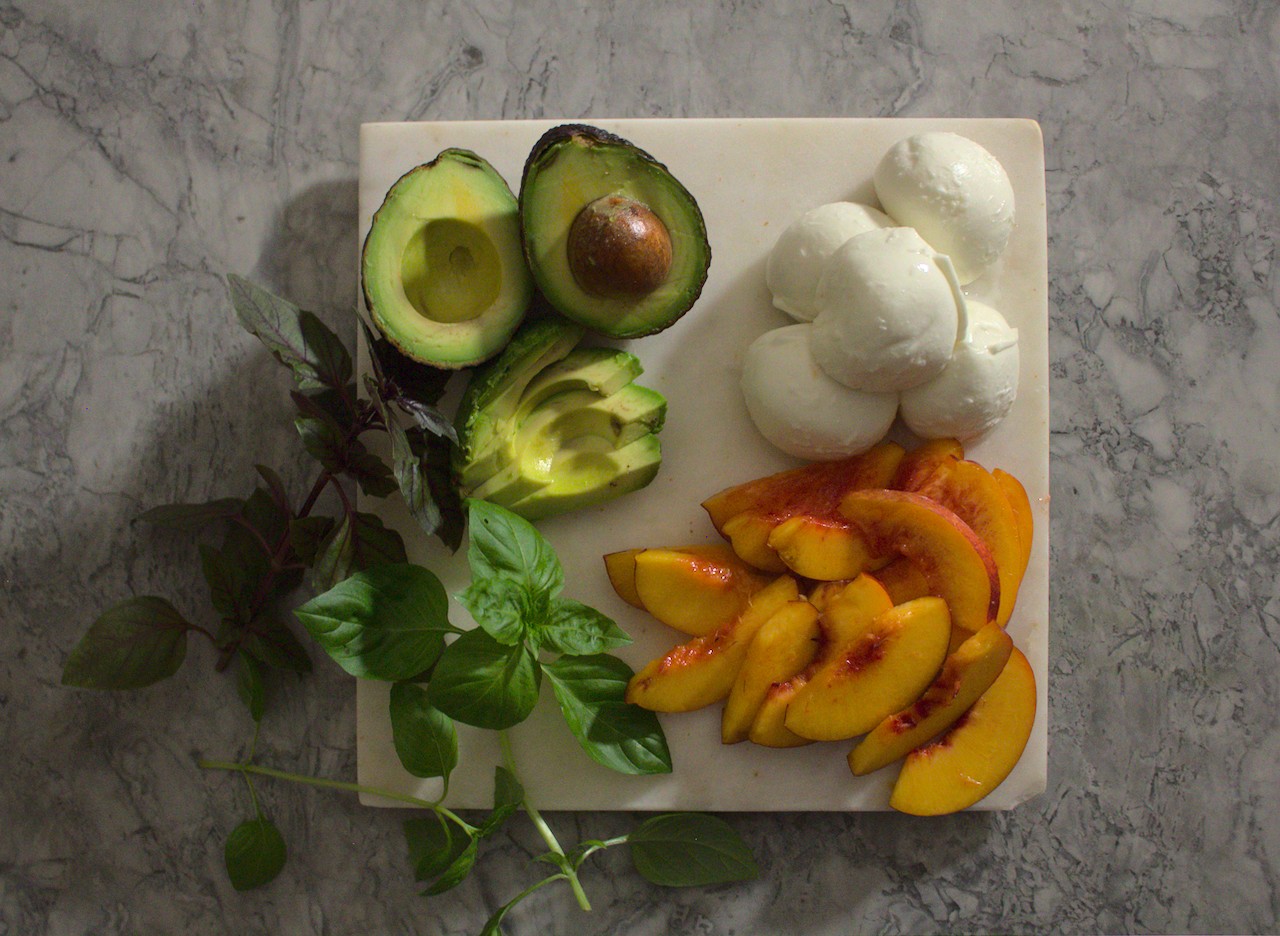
354,118,1049,811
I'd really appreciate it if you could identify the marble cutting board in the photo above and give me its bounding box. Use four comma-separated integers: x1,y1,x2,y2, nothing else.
354,117,1048,811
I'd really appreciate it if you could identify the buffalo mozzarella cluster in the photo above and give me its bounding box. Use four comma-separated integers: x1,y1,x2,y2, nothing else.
742,132,1021,460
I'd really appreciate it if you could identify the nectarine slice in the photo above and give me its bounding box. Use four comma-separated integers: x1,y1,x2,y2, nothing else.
848,622,1013,775
889,647,1037,815
806,579,852,613
625,576,799,713
749,575,894,748
839,489,999,634
902,459,1024,628
869,558,930,606
892,438,963,490
766,515,890,581
721,599,820,744
992,468,1034,581
701,442,905,574
603,548,644,608
719,511,787,572
784,596,952,741
632,545,770,636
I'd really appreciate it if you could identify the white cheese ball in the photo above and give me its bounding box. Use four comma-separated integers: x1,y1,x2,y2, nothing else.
741,323,899,460
765,202,893,321
900,300,1019,440
874,132,1015,285
809,227,962,393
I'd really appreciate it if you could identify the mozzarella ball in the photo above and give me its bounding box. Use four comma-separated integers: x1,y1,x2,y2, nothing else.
900,300,1019,440
741,323,899,460
874,132,1015,285
765,202,893,321
809,227,962,392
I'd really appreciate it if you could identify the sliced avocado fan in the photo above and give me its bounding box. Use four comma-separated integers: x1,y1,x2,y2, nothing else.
520,125,711,339
454,318,667,521
362,149,532,368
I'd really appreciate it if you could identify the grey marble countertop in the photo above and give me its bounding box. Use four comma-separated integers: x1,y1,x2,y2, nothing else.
3,2,1278,934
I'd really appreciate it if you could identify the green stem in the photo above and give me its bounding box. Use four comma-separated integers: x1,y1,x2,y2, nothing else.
576,835,629,865
492,873,570,929
198,759,473,832
499,732,591,912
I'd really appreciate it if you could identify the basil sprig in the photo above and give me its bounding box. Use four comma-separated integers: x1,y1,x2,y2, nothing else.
61,276,758,927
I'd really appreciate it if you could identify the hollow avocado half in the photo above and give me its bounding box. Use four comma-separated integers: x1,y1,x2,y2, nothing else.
519,125,711,339
362,149,532,368
454,318,667,520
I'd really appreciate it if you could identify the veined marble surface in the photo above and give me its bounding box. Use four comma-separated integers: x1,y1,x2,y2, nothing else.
2,1,1277,934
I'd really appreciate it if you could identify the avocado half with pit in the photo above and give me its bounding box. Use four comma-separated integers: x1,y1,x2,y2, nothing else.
362,149,532,368
519,125,711,339
454,318,667,520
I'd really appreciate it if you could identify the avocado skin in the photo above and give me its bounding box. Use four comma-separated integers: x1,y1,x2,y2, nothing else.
519,124,711,339
362,148,531,368
520,124,638,183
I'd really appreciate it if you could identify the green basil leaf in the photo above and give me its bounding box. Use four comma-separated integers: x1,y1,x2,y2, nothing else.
295,563,450,681
224,817,287,891
627,814,758,887
243,614,312,673
428,629,540,730
422,837,478,896
134,498,244,531
493,764,524,811
478,765,524,838
235,653,266,722
403,814,468,881
465,499,562,599
62,596,190,690
457,575,538,646
389,682,457,780
539,598,632,656
542,654,671,776
227,274,351,391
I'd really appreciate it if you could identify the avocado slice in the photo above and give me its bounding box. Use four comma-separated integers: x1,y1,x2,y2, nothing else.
505,435,664,521
469,385,667,504
454,316,585,484
520,124,711,339
453,316,668,520
362,149,532,368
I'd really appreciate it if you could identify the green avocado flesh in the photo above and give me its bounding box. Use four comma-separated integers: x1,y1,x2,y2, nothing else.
520,125,711,339
362,149,532,368
469,385,667,503
454,319,667,520
454,317,586,486
505,434,663,521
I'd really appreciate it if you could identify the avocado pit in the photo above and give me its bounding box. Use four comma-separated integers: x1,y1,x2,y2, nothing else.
567,195,673,299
